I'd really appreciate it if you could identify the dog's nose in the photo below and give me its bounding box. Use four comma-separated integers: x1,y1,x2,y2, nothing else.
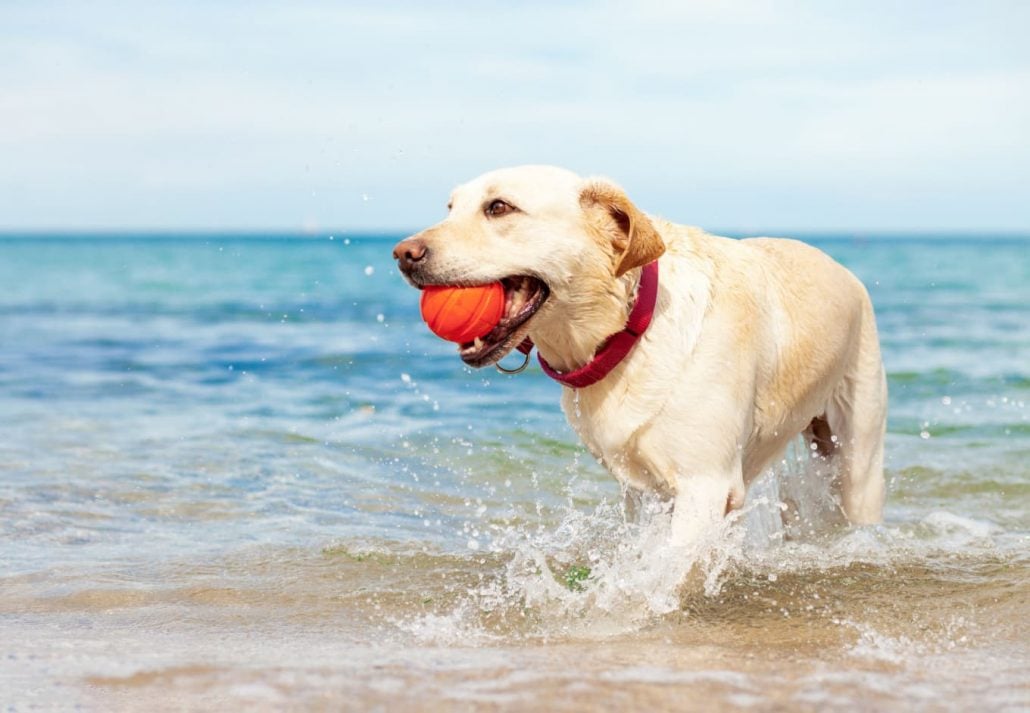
392,237,428,273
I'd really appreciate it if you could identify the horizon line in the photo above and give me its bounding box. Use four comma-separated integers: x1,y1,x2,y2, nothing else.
1,228,1029,240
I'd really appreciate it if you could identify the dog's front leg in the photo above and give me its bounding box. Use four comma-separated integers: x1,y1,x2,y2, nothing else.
669,465,745,549
622,486,643,523
633,422,748,548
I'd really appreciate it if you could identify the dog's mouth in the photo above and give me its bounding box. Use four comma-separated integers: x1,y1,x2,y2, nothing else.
455,276,549,367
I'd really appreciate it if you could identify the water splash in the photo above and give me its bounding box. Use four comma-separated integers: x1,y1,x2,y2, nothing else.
399,438,870,641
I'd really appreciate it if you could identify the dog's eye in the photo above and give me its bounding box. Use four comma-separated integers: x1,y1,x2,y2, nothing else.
485,199,516,217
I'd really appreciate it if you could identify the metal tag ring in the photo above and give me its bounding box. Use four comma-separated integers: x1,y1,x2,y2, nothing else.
496,349,531,375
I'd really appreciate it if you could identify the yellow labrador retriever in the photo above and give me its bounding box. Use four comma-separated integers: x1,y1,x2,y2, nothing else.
393,165,887,544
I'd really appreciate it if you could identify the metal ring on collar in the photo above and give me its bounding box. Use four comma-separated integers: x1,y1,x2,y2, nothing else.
495,349,531,374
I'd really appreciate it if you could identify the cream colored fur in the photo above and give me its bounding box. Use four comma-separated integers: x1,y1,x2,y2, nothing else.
400,165,888,541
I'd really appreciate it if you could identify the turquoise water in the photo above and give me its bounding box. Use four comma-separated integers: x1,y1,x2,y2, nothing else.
1,234,1027,709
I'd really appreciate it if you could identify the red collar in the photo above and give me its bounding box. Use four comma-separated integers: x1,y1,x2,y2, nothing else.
517,260,659,389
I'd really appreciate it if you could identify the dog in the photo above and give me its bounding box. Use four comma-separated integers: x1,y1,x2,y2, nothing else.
393,165,887,544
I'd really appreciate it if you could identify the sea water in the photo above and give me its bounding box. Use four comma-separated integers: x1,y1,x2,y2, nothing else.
0,234,1027,710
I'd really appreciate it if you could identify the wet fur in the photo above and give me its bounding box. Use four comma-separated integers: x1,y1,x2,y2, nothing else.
398,165,888,542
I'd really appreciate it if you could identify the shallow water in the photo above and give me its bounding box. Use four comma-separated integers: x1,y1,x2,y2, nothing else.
1,234,1027,711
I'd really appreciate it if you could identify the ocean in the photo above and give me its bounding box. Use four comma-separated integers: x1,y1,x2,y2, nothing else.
1,233,1027,711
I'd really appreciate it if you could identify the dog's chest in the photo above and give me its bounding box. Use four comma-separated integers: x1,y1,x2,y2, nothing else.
560,382,662,488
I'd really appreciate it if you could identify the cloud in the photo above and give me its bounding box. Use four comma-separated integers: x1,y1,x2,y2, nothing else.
0,1,1027,230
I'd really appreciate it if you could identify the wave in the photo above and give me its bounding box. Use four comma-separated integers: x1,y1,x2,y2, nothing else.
375,443,1026,644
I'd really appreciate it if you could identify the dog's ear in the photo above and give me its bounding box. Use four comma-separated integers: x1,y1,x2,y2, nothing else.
579,179,665,276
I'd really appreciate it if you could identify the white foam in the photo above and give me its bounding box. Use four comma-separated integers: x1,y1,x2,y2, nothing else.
398,437,1009,641
393,599,502,646
920,511,998,541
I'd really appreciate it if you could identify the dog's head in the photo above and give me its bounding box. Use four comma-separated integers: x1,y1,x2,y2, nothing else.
393,165,665,367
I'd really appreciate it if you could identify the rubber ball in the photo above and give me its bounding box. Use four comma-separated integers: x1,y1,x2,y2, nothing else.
419,283,505,343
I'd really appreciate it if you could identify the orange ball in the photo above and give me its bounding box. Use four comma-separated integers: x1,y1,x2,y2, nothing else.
419,283,505,343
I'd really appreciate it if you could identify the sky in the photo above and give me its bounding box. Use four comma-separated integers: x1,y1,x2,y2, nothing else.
1,1,1028,233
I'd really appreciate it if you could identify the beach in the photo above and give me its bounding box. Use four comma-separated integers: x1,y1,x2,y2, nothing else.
1,234,1027,710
